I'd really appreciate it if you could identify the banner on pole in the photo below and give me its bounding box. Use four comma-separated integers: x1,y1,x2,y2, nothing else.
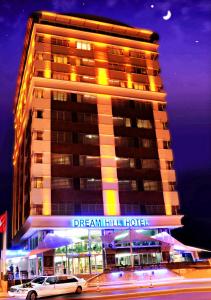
0,212,7,233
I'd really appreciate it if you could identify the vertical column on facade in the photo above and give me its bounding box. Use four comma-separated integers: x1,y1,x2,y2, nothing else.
97,95,120,216
31,87,51,215
152,102,179,215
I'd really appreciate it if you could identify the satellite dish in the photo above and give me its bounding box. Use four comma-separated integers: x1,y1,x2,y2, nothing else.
163,10,172,20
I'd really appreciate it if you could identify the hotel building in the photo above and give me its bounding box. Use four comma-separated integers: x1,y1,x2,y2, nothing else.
12,11,182,276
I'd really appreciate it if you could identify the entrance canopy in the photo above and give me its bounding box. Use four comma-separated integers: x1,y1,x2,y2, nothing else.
151,232,209,252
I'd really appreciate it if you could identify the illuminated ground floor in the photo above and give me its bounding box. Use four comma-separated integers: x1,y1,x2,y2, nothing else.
7,215,200,278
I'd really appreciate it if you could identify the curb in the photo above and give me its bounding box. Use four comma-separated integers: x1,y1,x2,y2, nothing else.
80,286,211,299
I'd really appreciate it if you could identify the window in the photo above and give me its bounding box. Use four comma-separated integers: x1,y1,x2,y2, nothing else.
132,82,147,90
118,180,137,191
163,141,171,149
52,131,72,144
129,51,145,59
34,89,44,98
52,72,69,81
78,112,98,124
81,75,95,83
34,153,43,164
34,177,43,189
137,119,152,129
116,158,135,168
53,55,68,64
162,122,168,130
79,134,99,145
36,110,43,119
108,47,124,55
131,66,147,75
52,154,72,165
37,36,44,43
80,155,100,167
51,38,69,47
36,53,44,61
81,94,96,104
76,41,92,50
142,139,152,148
81,58,95,66
143,180,160,191
142,159,159,169
36,131,43,140
109,79,121,87
52,91,67,101
52,178,72,189
36,71,44,77
108,63,125,72
46,277,57,285
158,103,166,111
166,161,173,170
169,182,176,191
52,110,71,121
80,178,101,190
113,117,131,127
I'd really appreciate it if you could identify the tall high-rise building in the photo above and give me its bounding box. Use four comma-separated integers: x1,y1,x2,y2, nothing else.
12,12,182,275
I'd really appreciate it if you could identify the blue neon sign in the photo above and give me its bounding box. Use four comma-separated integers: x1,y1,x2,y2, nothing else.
70,217,150,228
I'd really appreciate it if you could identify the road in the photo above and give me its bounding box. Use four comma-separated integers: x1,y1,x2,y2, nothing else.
3,281,211,299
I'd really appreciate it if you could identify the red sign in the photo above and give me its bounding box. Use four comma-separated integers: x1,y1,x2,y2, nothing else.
0,212,7,233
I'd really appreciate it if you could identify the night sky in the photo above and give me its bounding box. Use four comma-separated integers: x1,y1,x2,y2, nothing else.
0,0,211,248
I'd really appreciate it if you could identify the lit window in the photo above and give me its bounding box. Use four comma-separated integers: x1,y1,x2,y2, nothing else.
52,91,67,101
137,119,152,129
36,53,44,60
34,177,43,189
76,41,92,51
108,47,124,55
81,58,95,66
143,180,160,191
116,157,135,168
52,72,69,81
53,55,68,64
79,155,100,167
132,83,150,91
34,89,44,98
52,177,72,189
109,79,121,86
81,75,95,83
119,180,137,191
80,178,101,190
52,154,72,165
34,153,43,164
129,51,145,59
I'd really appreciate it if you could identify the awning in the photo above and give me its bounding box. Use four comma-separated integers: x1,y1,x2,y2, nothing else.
28,248,51,257
151,232,210,252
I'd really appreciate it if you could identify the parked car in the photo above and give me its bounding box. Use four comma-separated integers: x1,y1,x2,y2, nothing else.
8,275,87,299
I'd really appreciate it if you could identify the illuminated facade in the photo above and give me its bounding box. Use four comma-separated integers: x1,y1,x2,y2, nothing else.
12,12,182,275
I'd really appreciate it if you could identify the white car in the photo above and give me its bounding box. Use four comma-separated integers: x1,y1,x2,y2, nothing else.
8,275,87,300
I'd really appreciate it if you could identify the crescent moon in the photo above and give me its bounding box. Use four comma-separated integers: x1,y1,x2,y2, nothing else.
163,10,172,20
